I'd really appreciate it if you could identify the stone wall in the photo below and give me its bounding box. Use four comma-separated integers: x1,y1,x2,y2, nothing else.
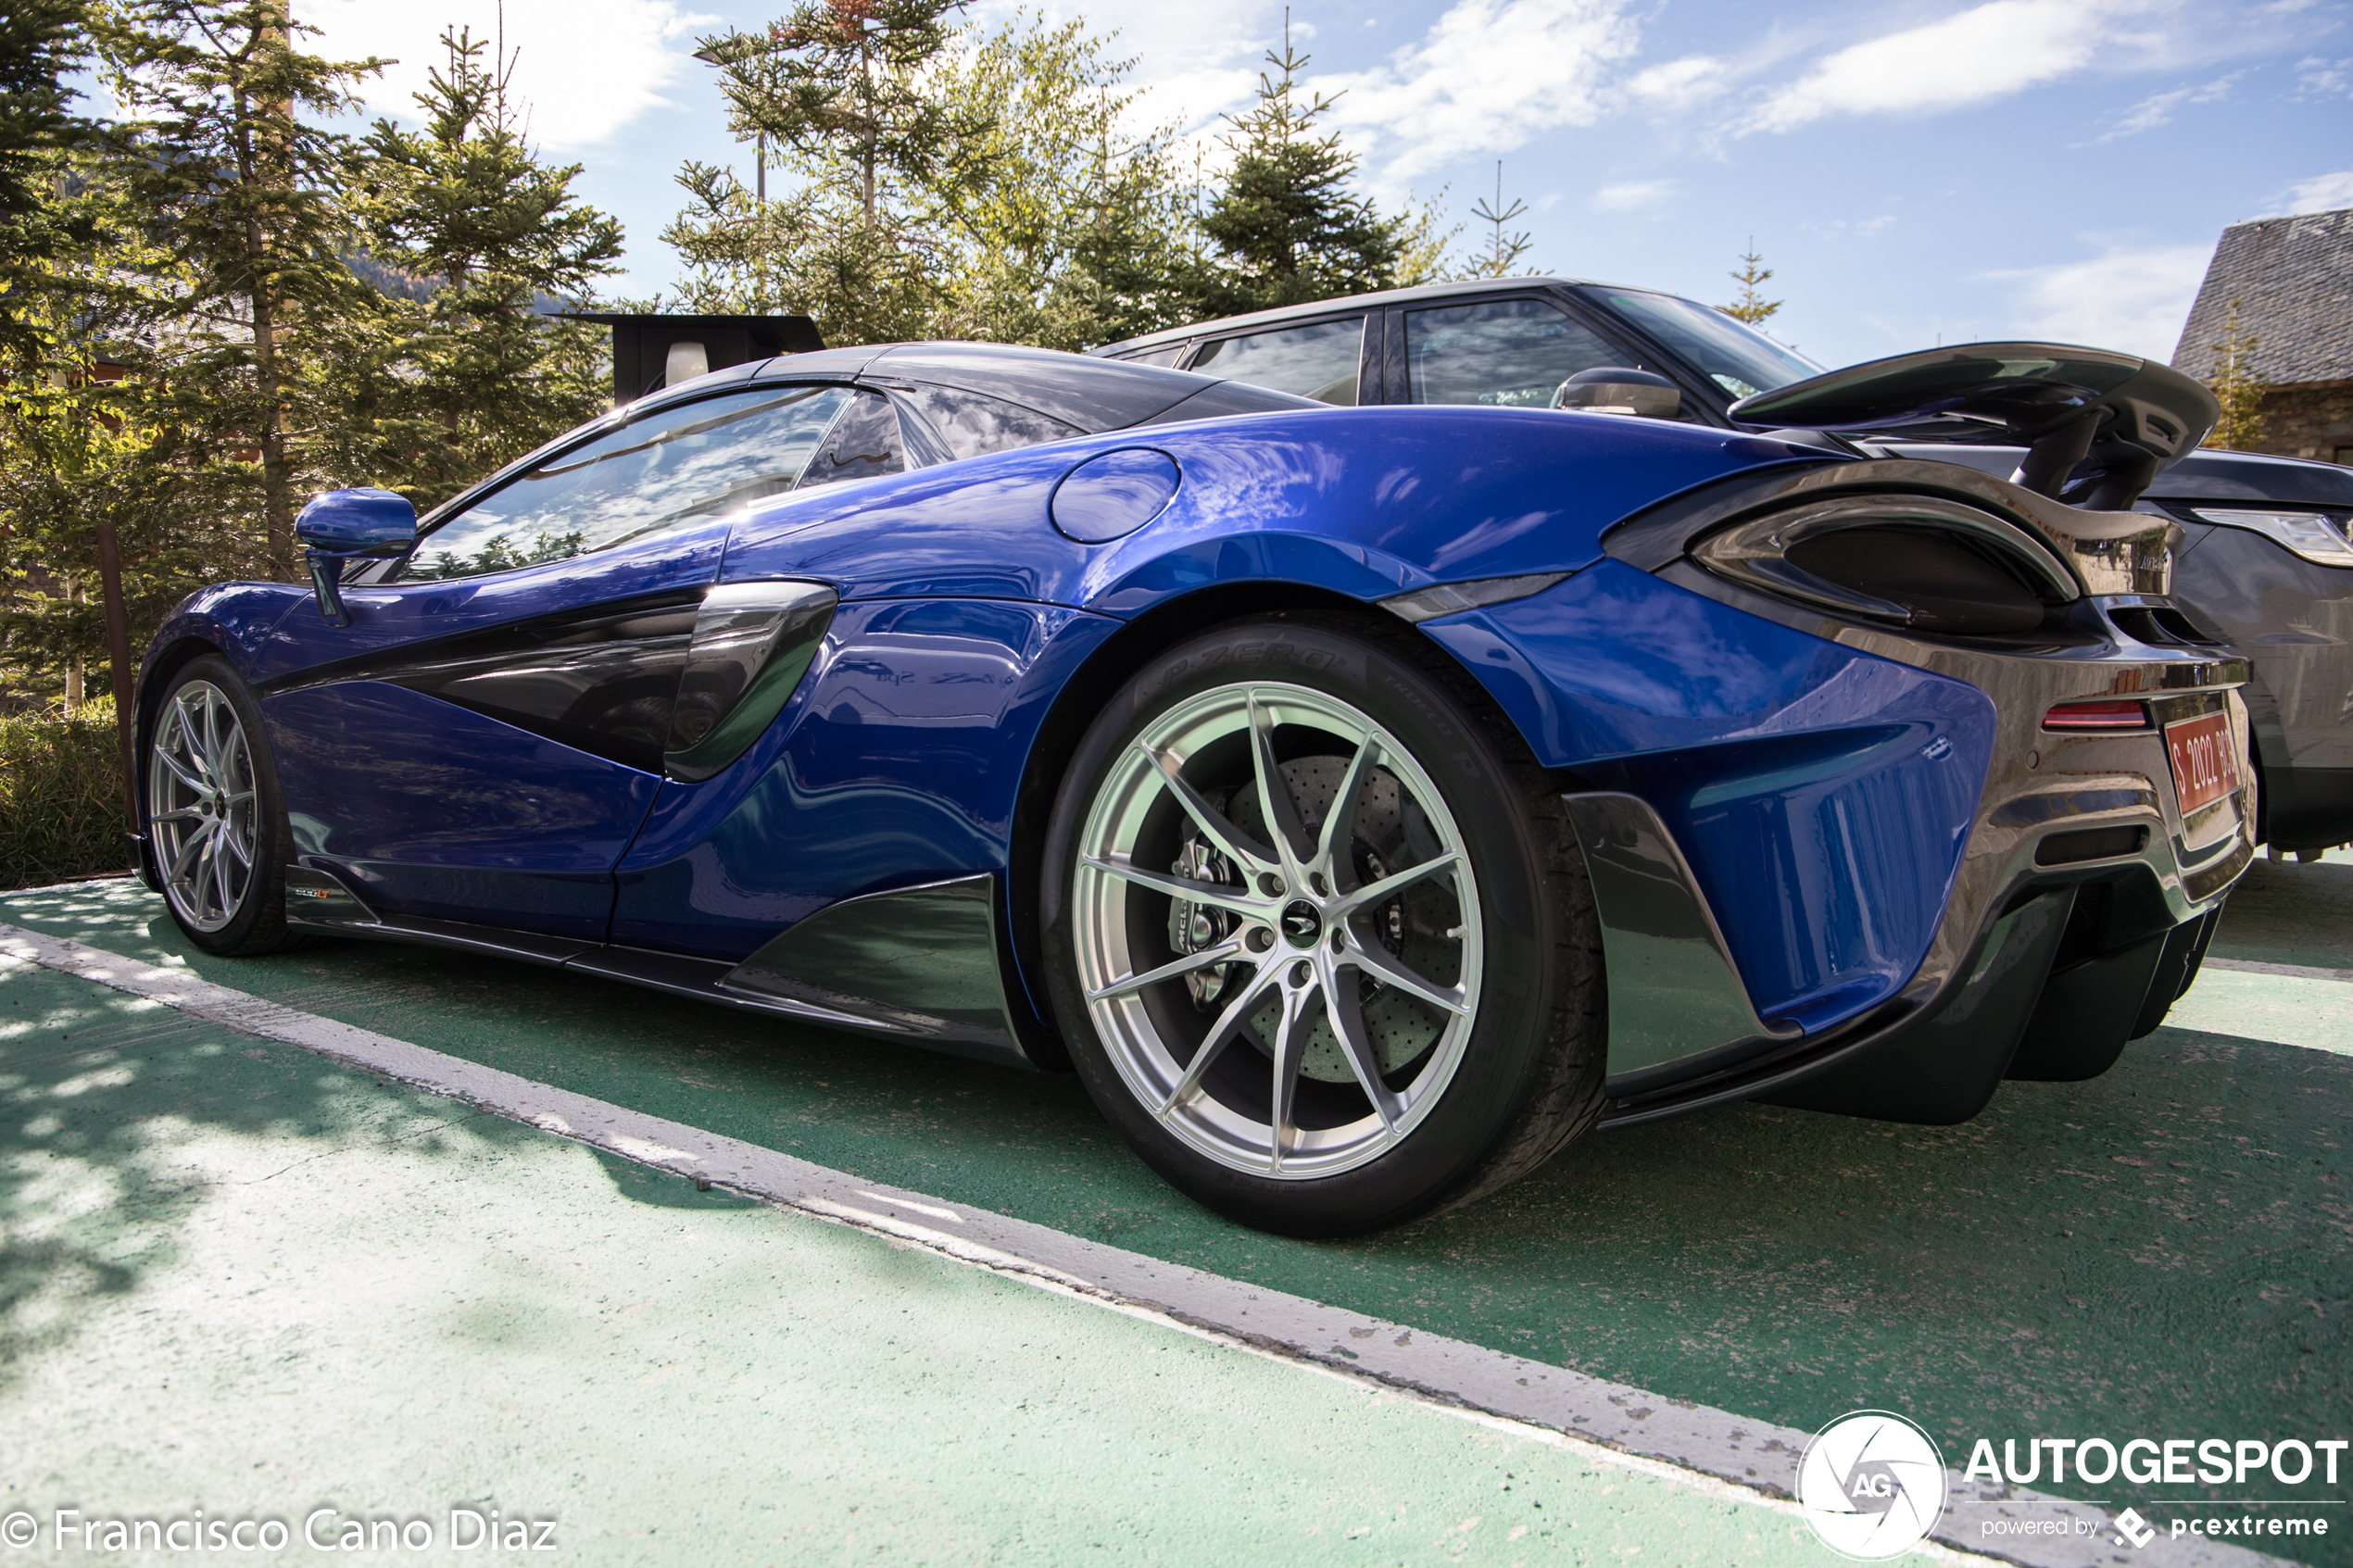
2247,379,2353,465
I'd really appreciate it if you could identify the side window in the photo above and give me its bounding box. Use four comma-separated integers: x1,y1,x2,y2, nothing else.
1405,299,1622,408
799,390,904,488
396,384,853,582
1117,344,1189,368
1189,319,1364,405
891,384,1081,460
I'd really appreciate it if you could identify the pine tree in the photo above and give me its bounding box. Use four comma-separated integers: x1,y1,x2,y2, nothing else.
704,0,981,231
0,0,106,358
669,0,987,343
1198,19,1440,314
2,0,241,708
661,163,937,344
2203,300,2267,451
1720,241,1781,324
335,28,623,505
1463,161,1533,280
98,1,384,577
926,14,1202,348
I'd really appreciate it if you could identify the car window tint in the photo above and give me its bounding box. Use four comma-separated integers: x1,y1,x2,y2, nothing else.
396,385,851,582
799,389,904,488
1582,287,1821,399
891,384,1081,459
1122,345,1189,368
1189,319,1364,405
1405,298,1621,408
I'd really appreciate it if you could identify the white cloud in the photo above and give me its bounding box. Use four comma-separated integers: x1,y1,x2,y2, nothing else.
2296,55,2351,96
1319,0,1642,178
1743,0,2172,134
299,0,715,153
1625,54,1729,111
1803,213,1898,239
2094,68,2246,140
2266,169,2353,215
1592,179,1674,212
1985,242,2212,360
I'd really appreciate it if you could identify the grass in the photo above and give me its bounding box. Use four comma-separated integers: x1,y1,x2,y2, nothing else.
0,699,134,889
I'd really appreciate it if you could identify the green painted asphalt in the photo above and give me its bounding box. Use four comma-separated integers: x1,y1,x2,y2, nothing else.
1,960,1823,1566
3,863,2349,1559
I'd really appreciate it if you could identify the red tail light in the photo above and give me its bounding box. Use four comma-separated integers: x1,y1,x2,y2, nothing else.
2044,700,2149,731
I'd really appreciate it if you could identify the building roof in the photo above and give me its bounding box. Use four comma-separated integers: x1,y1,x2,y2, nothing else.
2172,207,2353,387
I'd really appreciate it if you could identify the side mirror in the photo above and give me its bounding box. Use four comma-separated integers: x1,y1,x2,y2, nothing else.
1553,368,1681,420
296,488,416,626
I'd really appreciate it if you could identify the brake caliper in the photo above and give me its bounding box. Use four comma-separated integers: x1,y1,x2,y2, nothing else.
1168,836,1238,1009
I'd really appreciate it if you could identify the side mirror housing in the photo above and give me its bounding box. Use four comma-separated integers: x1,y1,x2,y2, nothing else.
296,488,415,626
1553,367,1681,420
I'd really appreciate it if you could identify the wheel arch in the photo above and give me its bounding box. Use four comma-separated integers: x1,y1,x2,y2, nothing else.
1002,579,1571,1065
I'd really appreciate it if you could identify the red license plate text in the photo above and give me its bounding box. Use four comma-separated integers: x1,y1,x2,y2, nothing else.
2164,710,2242,815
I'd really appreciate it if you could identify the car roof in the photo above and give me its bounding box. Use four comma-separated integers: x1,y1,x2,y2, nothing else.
1091,276,1659,358
637,339,1318,434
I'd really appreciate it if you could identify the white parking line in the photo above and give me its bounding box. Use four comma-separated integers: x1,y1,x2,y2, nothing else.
2204,957,2353,984
0,920,2297,1568
2166,966,2353,1056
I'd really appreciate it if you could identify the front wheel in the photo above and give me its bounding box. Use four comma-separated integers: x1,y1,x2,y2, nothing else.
1039,615,1607,1236
145,656,305,956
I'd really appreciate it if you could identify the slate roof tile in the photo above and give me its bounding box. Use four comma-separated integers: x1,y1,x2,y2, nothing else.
2172,207,2353,386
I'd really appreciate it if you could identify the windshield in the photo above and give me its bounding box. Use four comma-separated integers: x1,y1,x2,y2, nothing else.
1582,286,1822,400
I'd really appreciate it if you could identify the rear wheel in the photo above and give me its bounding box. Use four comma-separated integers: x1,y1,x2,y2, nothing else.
1040,615,1606,1236
145,657,303,956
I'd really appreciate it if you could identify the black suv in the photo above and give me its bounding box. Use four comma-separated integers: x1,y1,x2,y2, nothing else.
1097,277,2353,853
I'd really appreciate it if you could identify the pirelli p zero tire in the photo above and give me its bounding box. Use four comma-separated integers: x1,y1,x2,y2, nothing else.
145,656,305,957
1039,614,1608,1236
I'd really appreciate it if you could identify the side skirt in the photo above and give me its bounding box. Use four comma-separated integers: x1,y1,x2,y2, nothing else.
284,866,1038,1071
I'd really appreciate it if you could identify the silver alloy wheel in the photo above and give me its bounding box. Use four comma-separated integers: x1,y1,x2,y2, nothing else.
148,679,259,933
1071,681,1484,1179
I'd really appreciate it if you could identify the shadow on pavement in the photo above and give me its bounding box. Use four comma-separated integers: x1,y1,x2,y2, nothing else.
0,961,545,1395
4,878,2346,1546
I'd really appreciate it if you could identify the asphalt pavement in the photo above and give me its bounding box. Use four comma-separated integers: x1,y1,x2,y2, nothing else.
0,854,2346,1565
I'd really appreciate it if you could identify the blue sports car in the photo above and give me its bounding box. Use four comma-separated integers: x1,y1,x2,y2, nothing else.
134,340,2255,1235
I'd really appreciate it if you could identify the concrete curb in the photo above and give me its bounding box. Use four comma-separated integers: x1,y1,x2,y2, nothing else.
2,921,2296,1568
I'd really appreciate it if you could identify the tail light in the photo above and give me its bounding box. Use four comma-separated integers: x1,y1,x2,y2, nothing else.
2043,699,2148,731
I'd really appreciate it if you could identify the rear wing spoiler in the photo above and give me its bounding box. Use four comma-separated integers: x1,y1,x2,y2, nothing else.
1727,343,2220,512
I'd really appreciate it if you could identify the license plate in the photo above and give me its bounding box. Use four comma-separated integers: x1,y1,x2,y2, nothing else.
2164,710,2242,815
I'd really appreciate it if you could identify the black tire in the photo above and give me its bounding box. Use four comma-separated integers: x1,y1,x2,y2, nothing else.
1038,612,1607,1236
144,655,307,956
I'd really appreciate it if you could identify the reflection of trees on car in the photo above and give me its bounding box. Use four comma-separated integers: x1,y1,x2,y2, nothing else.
391,387,850,583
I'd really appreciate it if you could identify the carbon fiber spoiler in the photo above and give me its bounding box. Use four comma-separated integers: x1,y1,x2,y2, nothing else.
1727,343,2220,511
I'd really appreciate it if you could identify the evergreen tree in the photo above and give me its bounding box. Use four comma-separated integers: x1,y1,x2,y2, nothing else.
335,28,623,506
1463,160,1533,280
667,0,987,344
1720,242,1781,324
0,0,105,358
704,0,983,230
1198,22,1440,314
97,0,383,577
927,13,1202,348
1,0,220,708
661,165,937,344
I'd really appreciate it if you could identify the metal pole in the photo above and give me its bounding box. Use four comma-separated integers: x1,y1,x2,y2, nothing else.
757,132,766,203
94,519,138,839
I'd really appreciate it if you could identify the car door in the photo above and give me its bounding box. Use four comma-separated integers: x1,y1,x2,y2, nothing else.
258,383,857,940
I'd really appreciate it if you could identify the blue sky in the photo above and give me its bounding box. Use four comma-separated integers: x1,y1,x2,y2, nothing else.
293,0,2353,370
